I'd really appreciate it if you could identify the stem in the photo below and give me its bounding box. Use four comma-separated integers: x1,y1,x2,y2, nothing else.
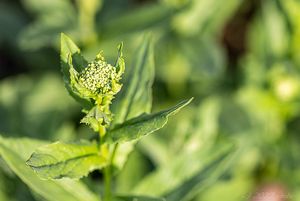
98,123,111,201
104,167,111,201
104,143,119,201
110,143,119,165
97,106,117,201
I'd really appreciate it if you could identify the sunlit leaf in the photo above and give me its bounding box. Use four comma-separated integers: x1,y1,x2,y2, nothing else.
26,140,107,179
60,33,93,110
107,98,193,144
0,136,99,201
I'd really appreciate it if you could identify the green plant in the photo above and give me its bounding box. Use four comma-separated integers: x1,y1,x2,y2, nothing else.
12,33,192,201
0,31,237,201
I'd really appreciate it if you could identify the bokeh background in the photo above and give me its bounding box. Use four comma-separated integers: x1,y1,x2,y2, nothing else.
1,0,300,200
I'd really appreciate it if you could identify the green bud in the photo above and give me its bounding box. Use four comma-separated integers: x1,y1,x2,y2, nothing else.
70,45,125,131
73,51,123,100
61,34,124,132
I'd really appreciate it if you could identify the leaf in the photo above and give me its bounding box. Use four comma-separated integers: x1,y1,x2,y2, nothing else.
18,0,76,50
107,98,193,144
0,136,99,201
110,35,155,170
172,0,241,36
114,195,165,201
100,4,175,38
26,140,107,179
130,141,235,201
0,2,26,43
60,33,93,109
163,145,236,201
77,0,102,44
112,34,155,124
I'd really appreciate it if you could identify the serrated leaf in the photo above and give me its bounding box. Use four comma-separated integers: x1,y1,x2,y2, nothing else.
0,136,99,201
60,33,93,109
115,195,165,201
26,140,107,179
107,98,193,144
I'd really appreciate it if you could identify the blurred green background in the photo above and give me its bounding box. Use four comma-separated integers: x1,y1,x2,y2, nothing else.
1,0,300,200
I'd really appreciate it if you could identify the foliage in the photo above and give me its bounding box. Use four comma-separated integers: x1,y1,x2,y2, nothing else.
1,0,300,200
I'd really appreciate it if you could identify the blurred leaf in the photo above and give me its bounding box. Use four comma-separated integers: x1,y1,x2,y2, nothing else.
77,0,102,44
155,35,225,95
115,195,165,201
116,150,152,193
0,74,76,139
19,0,76,50
197,176,253,201
112,35,154,124
26,140,107,179
261,0,289,57
171,0,241,36
0,2,26,43
0,136,99,201
100,4,175,38
236,86,285,142
107,98,193,144
163,146,234,201
133,142,234,197
110,35,154,170
137,134,170,166
0,172,9,201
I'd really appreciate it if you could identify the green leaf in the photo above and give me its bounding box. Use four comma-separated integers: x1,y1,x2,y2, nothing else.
107,98,193,144
0,136,99,201
112,34,155,124
77,0,102,44
110,35,155,170
60,33,93,110
132,142,235,201
26,140,107,179
18,0,76,50
164,145,235,201
100,4,175,38
114,195,165,201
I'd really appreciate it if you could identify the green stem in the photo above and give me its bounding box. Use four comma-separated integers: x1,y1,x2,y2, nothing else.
110,143,119,165
104,143,119,201
98,123,110,201
104,166,111,201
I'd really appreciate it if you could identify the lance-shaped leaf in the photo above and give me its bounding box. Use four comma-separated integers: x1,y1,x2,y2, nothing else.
110,35,155,170
114,195,165,201
26,140,107,179
0,136,99,201
107,98,193,144
112,34,154,124
60,33,93,109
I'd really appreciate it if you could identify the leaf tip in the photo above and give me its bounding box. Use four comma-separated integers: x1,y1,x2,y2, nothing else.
60,32,69,40
187,97,194,104
118,42,124,51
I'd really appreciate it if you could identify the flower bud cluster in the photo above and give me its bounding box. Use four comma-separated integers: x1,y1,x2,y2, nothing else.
68,44,124,132
78,60,117,95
